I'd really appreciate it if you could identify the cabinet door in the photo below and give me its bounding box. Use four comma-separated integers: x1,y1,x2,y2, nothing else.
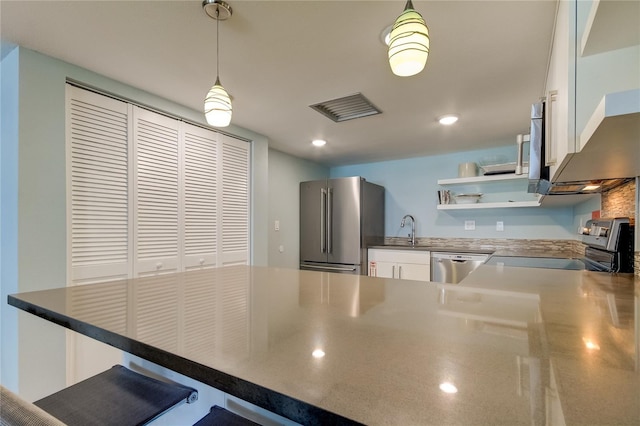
397,262,430,281
132,107,181,277
369,260,396,278
219,134,250,267
182,123,218,270
67,85,131,285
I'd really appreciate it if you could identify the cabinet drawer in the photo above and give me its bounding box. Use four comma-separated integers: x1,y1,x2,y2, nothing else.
368,249,430,264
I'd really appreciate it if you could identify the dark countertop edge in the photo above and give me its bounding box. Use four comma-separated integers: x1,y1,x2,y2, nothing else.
6,294,363,426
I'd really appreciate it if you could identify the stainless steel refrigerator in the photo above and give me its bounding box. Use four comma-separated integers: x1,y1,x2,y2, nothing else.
300,177,384,274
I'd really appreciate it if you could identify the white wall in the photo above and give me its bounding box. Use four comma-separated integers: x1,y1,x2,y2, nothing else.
268,149,328,269
0,46,270,399
331,146,579,240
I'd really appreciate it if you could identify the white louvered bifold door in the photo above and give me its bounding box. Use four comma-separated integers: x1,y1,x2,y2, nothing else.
182,123,218,270
66,85,128,385
67,86,131,285
219,134,250,266
133,107,181,277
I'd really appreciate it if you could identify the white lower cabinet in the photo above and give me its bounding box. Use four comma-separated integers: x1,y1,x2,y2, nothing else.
368,249,430,282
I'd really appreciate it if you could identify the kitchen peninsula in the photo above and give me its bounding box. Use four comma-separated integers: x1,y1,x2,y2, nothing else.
8,265,639,425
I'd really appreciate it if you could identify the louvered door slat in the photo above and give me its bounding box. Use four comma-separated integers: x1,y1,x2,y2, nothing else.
68,87,130,278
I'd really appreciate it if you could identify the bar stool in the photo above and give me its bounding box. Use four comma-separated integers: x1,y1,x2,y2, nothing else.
33,364,198,426
194,406,261,426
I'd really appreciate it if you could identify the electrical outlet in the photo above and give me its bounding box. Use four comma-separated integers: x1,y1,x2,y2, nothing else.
464,220,475,230
496,221,504,231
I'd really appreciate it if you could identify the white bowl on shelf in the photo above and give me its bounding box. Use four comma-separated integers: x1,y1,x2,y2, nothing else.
453,193,483,204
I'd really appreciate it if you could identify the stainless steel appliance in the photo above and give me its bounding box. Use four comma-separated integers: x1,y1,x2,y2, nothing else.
300,177,384,275
527,99,633,195
430,252,490,284
527,100,550,194
580,217,634,272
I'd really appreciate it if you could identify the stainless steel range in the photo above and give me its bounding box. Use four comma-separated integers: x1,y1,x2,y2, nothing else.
580,217,634,272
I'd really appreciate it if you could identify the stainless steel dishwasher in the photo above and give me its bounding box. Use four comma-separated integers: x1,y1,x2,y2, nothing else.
430,252,489,283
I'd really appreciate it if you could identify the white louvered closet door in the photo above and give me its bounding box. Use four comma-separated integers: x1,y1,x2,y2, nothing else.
67,85,131,285
133,107,181,277
219,134,250,266
66,85,128,385
182,123,218,270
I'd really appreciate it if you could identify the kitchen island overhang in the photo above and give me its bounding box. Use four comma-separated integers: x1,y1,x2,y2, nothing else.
7,265,639,425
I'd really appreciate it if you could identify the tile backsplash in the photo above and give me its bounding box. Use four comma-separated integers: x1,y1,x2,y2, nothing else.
600,180,636,225
600,179,637,276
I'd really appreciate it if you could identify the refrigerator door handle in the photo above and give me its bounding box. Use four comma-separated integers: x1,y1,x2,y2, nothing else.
320,188,327,253
327,187,333,254
300,263,357,273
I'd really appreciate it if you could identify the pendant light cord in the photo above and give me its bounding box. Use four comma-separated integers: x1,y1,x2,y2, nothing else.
216,6,220,79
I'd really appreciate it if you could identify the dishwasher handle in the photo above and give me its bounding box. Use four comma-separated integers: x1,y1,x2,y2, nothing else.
432,253,489,262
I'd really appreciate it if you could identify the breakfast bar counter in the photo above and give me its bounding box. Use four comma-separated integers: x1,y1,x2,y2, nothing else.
8,265,639,425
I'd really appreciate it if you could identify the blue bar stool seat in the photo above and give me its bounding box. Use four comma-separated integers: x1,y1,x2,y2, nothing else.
33,365,197,426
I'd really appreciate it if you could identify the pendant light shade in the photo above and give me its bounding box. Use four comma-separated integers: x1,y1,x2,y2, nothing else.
388,0,430,77
204,76,232,127
203,0,232,127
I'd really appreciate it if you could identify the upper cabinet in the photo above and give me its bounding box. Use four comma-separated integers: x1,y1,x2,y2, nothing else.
544,1,639,182
544,0,577,180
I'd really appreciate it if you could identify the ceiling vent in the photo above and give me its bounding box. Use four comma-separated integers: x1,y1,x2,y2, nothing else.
310,93,382,122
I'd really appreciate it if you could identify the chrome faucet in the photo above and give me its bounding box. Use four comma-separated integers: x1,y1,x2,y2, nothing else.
400,214,416,246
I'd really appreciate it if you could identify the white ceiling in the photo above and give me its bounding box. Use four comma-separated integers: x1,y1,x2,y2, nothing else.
0,0,557,166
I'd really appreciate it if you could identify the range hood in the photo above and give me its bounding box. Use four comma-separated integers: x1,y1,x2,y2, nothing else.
543,178,633,195
528,89,639,196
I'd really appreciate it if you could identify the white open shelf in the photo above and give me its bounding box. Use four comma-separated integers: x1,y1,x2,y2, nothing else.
437,173,528,186
437,199,541,210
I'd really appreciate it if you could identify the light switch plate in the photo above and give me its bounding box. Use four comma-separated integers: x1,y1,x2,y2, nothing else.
274,220,280,231
464,220,475,230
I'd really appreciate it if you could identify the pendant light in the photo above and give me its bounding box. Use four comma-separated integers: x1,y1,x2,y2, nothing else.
388,0,430,77
203,0,232,127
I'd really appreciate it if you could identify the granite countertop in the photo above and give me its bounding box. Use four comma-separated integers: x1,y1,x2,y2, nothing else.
8,266,639,425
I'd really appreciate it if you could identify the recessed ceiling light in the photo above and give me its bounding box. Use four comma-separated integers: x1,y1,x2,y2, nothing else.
312,348,325,358
438,115,459,125
312,139,327,147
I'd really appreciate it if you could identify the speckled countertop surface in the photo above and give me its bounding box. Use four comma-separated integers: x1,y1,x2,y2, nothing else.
8,266,639,425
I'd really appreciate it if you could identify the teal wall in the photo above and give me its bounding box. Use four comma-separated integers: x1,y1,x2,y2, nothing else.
0,46,269,399
331,146,581,240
